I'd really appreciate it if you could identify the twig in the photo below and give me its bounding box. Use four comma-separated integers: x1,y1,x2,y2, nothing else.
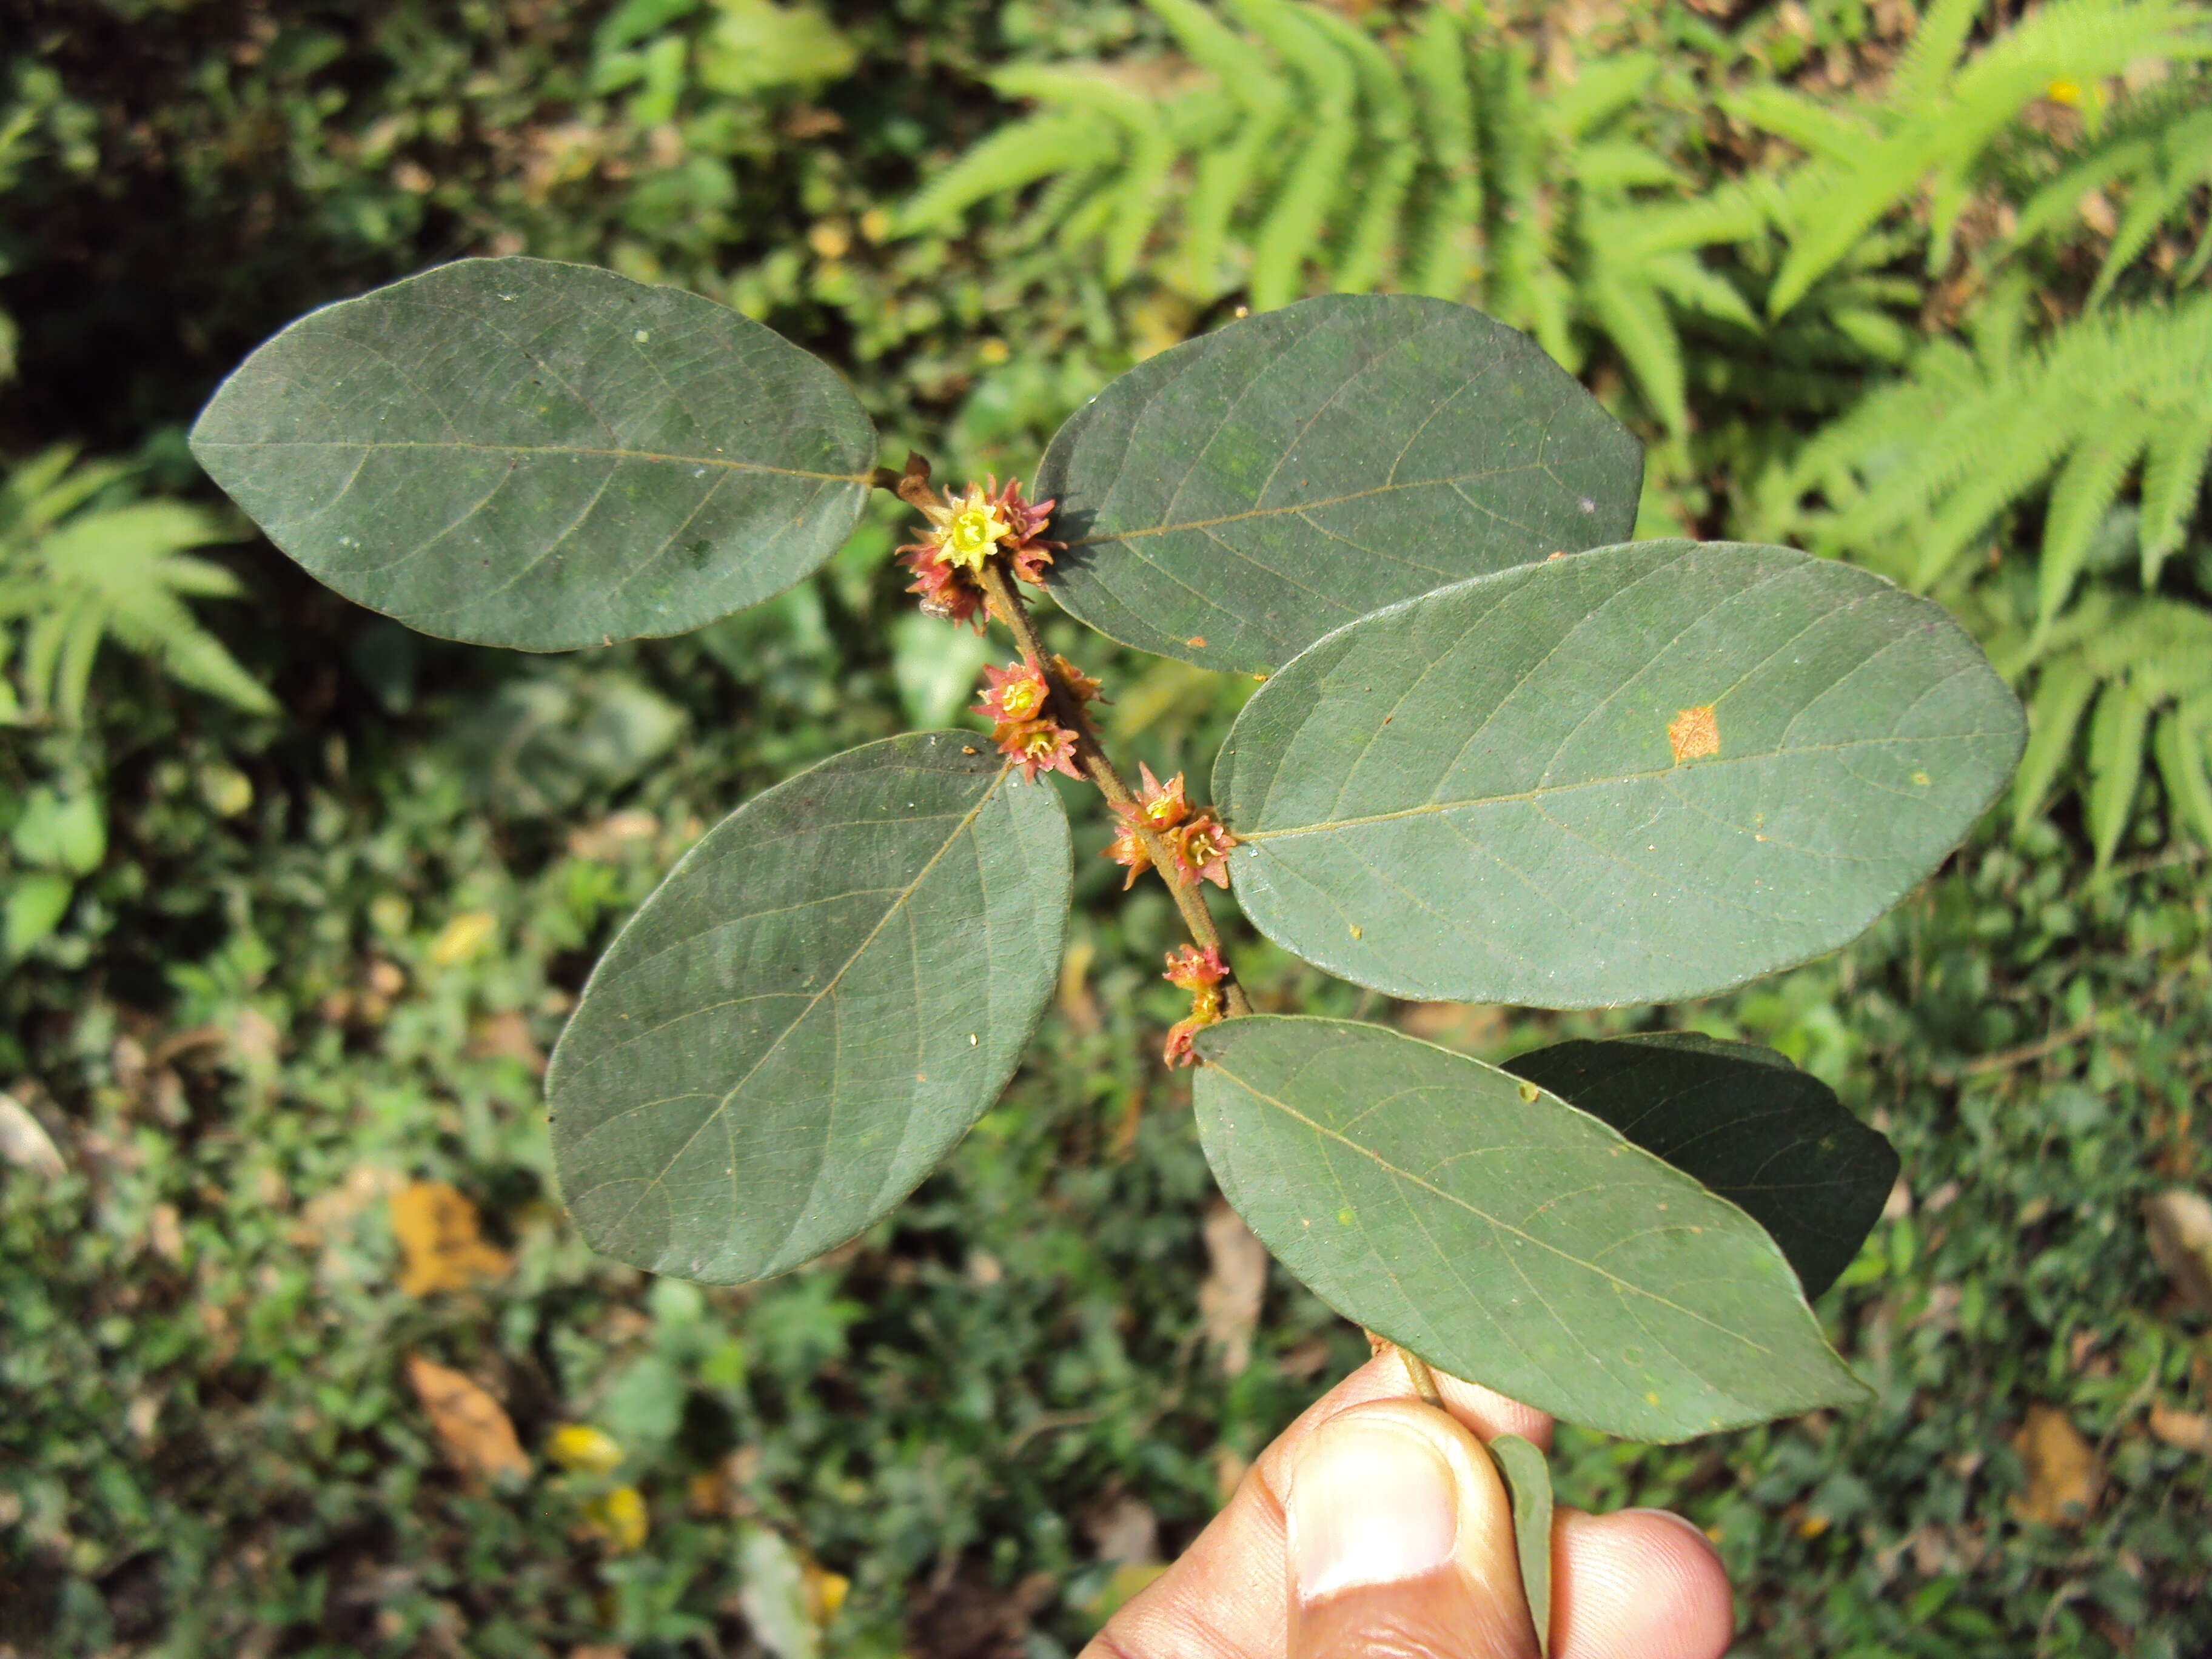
975,560,1253,1019
1367,1328,1446,1409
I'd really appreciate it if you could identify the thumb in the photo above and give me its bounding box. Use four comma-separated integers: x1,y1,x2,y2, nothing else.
1285,1399,1537,1659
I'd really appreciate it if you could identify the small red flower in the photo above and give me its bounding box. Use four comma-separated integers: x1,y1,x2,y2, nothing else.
1103,822,1152,890
896,475,1061,626
988,477,1062,586
1174,811,1239,889
1050,654,1105,707
1162,944,1227,991
972,657,1052,725
997,717,1082,783
1133,764,1190,832
1164,980,1225,1068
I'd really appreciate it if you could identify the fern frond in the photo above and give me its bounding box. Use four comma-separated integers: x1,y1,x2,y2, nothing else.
0,450,273,722
2152,703,2212,846
896,110,1113,232
1304,6,1418,292
1583,264,1686,432
1718,84,1872,162
2085,677,2154,866
2139,398,2212,576
1227,0,1358,310
2085,103,2212,304
2011,655,2102,833
1540,55,1659,145
1403,4,1480,298
1756,0,2212,317
2036,408,2157,625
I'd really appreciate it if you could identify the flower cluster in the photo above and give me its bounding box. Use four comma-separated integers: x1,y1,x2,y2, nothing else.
971,654,1094,784
897,475,1061,629
1162,944,1229,1067
1104,763,1241,891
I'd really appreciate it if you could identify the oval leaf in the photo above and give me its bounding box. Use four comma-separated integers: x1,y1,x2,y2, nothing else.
1215,541,2025,1007
190,256,875,651
1193,1016,1867,1441
1037,295,1641,675
1502,1033,1896,1301
546,733,1070,1283
1487,1433,1553,1658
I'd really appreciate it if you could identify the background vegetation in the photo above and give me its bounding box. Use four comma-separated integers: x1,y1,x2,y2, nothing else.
1,0,2208,1654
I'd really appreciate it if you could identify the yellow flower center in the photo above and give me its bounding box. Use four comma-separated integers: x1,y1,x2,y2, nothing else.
1002,679,1044,719
1144,798,1178,826
942,504,1011,571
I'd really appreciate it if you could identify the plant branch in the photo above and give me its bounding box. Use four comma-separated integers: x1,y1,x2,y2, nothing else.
976,559,1253,1019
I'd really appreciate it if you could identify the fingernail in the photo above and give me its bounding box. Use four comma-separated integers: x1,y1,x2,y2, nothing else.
1288,1415,1460,1602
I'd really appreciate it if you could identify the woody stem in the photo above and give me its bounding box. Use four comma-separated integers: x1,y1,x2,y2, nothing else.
976,559,1253,1019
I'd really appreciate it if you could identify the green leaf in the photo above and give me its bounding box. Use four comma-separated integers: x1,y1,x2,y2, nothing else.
695,0,859,96
11,785,105,876
190,257,876,652
1500,1033,1897,1300
546,733,1070,1282
1037,295,1642,675
3,874,74,959
1215,540,2024,1007
1193,1016,1867,1440
1487,1433,1552,1657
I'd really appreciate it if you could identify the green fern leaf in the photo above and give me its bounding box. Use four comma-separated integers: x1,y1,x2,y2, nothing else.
2037,409,2156,626
2139,399,2212,578
2152,702,2212,846
1304,6,1417,292
0,454,273,722
895,110,1113,232
2085,677,2155,866
1404,4,1480,299
1228,0,1358,309
2012,656,2102,835
1583,264,1686,431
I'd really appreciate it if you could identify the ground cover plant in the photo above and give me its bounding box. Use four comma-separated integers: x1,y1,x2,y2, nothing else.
188,247,2026,1632
4,0,2212,1654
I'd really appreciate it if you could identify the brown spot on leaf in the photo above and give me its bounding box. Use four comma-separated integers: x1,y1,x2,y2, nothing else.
1667,704,1720,763
1187,636,1207,648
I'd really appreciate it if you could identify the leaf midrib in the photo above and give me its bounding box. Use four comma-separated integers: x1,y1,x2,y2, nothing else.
192,437,868,484
1207,1053,1783,1355
585,762,1013,1237
1236,731,2002,842
1062,465,1562,547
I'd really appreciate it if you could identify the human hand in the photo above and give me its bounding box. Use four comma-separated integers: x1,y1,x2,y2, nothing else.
1081,1352,1734,1659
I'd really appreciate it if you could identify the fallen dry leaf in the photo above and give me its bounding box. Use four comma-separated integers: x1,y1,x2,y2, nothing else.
405,1353,529,1484
1056,939,1101,1035
2147,1401,2212,1455
468,1010,546,1075
0,1091,64,1177
391,1182,512,1296
1198,1202,1269,1379
2143,1189,2212,1313
567,809,660,862
2010,1404,2102,1526
429,910,498,967
1086,1493,1159,1567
